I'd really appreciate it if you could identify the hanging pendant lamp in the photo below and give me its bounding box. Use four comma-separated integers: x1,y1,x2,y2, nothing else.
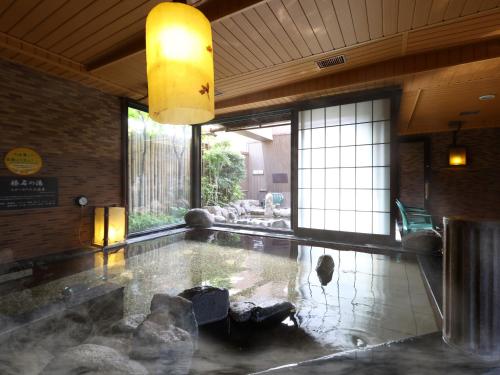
146,1,214,124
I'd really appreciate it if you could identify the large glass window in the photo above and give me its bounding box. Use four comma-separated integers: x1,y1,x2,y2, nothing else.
298,99,391,235
201,122,291,231
127,106,191,234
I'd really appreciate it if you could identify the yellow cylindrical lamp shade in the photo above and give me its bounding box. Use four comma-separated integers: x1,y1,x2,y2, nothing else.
146,2,214,125
93,207,126,247
449,146,467,166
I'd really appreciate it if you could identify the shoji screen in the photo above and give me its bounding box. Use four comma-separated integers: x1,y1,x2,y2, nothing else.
297,99,391,235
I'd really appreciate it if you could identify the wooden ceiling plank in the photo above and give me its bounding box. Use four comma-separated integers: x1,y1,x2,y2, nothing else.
8,0,67,38
412,0,433,28
480,0,500,11
444,0,467,19
366,0,384,39
22,0,95,44
244,7,293,62
220,17,274,67
333,0,358,45
314,0,346,48
267,0,313,57
382,0,398,36
53,1,154,57
212,31,257,71
398,0,416,32
428,0,451,24
230,13,283,65
36,0,121,49
348,0,370,42
213,41,250,74
253,3,303,59
72,17,147,62
213,46,246,76
0,1,15,18
299,0,336,51
461,0,483,15
282,0,324,54
0,0,44,33
215,39,500,111
212,22,266,69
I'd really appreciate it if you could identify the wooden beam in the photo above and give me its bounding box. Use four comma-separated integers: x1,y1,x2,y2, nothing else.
215,39,500,112
86,0,267,71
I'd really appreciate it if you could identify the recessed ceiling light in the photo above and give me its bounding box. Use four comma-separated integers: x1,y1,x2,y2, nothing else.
479,94,496,101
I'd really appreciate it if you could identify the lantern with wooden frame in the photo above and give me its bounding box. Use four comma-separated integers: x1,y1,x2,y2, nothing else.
93,206,126,248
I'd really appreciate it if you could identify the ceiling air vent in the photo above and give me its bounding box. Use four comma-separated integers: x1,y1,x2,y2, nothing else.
315,55,347,69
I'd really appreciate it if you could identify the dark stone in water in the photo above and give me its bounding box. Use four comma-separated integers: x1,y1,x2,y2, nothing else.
229,300,295,326
41,344,148,375
150,294,198,337
402,230,442,253
229,301,257,323
184,209,214,228
251,301,295,325
178,286,229,326
316,255,335,286
130,321,193,374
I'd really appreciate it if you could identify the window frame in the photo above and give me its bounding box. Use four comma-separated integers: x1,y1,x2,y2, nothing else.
290,87,401,246
122,98,195,239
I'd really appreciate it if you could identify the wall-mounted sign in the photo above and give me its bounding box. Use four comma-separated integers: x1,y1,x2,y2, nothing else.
0,177,58,210
4,148,42,176
252,169,264,175
272,173,288,183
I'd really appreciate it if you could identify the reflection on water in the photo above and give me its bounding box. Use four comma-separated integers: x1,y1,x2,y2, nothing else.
0,232,438,373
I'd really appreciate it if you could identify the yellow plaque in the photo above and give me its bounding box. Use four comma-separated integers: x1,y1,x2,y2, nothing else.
4,148,43,176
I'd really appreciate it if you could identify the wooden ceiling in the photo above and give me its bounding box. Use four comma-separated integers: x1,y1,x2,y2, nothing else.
0,0,499,135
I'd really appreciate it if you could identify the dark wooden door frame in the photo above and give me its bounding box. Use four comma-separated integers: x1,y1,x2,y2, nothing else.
397,135,432,210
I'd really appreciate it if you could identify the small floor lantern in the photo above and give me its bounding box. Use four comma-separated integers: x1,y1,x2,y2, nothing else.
93,206,126,248
146,1,214,125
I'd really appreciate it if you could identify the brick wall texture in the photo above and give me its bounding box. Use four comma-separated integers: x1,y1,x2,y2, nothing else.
428,128,500,221
0,59,122,263
398,128,500,224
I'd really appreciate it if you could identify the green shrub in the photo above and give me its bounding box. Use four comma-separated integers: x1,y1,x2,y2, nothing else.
202,141,246,206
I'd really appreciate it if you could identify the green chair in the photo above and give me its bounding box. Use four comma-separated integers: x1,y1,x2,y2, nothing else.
396,199,434,236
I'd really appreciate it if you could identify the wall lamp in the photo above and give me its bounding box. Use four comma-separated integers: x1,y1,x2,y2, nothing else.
448,121,467,167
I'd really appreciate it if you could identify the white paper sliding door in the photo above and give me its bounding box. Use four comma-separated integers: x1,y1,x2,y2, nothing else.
297,98,392,235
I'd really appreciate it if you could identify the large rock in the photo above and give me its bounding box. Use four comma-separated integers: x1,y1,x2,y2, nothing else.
0,346,53,375
316,255,335,286
250,301,295,325
41,344,148,375
130,321,193,374
178,286,229,325
203,206,222,216
85,335,130,354
402,230,442,253
184,209,214,228
213,215,226,223
271,219,289,229
228,301,295,326
228,301,257,323
149,294,198,337
110,314,146,335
